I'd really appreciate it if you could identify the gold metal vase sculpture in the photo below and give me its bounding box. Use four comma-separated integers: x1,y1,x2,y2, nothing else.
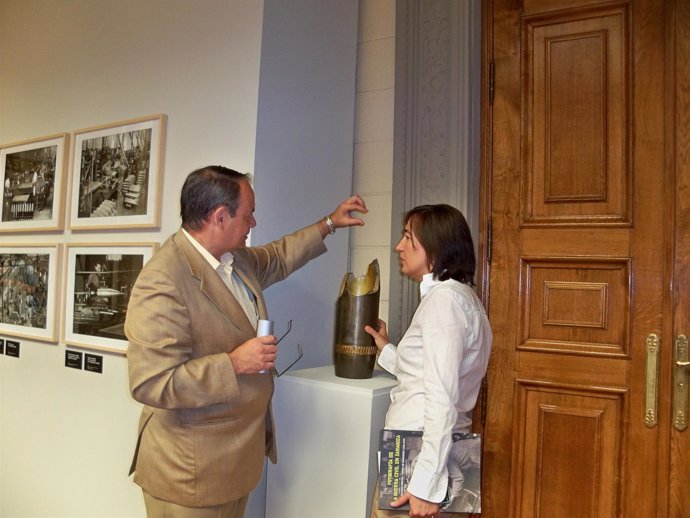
333,259,380,379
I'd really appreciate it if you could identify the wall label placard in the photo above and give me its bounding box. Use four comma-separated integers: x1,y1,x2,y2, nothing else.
5,340,19,357
65,350,83,370
85,353,103,374
0,338,4,354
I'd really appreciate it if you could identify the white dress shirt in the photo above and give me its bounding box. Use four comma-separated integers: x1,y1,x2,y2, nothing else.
377,273,492,503
181,229,258,328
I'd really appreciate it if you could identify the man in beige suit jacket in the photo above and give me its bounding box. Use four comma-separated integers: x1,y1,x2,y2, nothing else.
125,165,367,518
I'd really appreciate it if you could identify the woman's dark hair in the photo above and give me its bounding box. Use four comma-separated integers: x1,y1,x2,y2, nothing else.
180,165,252,231
404,204,476,284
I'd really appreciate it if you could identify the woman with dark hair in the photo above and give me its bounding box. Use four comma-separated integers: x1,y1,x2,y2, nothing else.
366,204,492,518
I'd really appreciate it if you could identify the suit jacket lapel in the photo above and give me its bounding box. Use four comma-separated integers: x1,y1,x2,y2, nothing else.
174,230,257,339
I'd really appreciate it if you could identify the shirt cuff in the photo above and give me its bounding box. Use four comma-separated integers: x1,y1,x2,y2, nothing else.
407,463,448,503
376,343,396,374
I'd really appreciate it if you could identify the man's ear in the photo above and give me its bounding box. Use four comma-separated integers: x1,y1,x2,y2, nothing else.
210,206,226,226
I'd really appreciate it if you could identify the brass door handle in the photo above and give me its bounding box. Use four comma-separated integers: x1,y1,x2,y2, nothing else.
673,335,689,431
645,334,660,428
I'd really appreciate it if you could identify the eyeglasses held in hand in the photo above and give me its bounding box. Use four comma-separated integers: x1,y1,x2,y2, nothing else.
272,320,304,377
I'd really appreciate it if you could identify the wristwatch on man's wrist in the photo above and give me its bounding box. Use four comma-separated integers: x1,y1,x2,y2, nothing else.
325,215,336,235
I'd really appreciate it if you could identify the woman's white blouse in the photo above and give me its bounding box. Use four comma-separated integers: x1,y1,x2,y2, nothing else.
377,274,492,503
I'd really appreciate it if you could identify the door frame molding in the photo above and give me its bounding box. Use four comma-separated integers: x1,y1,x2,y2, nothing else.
389,0,483,341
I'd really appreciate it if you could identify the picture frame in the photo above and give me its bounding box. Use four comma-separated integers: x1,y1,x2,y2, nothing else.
0,133,69,232
68,114,166,230
0,244,61,343
62,243,157,354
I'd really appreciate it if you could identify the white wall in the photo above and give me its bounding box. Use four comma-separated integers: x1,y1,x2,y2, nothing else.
351,0,396,322
0,1,359,516
0,1,263,515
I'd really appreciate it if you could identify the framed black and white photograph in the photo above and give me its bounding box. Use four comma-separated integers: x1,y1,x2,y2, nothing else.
62,243,156,354
0,134,69,232
0,245,61,342
68,114,166,230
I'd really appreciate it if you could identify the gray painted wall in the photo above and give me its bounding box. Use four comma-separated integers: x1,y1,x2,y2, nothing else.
253,0,359,371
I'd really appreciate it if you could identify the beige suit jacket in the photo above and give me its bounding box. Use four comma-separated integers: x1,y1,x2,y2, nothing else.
125,223,326,507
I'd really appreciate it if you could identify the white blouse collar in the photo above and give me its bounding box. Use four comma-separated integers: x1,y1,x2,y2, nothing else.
419,273,441,298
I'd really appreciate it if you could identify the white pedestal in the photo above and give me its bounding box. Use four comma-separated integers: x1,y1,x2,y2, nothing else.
266,365,397,518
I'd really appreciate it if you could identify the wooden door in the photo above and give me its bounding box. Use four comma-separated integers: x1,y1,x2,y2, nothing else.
480,0,689,516
669,1,690,515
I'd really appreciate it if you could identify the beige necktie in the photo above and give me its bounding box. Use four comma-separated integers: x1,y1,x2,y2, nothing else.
218,262,259,328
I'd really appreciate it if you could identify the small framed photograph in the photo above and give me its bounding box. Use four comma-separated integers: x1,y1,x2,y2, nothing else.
0,133,69,232
0,245,61,342
63,243,156,354
68,114,166,230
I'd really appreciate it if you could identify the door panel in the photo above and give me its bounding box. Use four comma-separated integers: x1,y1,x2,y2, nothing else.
517,257,630,356
513,382,624,518
523,5,630,224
